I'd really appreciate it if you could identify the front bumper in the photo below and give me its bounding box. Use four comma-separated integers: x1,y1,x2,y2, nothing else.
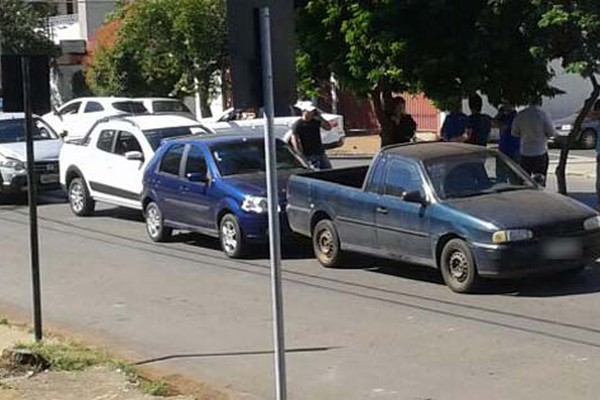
0,173,62,194
238,211,293,243
471,231,600,278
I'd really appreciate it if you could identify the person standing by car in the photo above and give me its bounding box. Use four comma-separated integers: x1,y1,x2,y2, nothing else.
496,104,520,161
440,100,469,142
383,96,417,146
465,94,492,146
511,98,555,184
290,101,332,169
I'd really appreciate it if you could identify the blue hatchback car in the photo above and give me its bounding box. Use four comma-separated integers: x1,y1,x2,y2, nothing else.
141,134,309,257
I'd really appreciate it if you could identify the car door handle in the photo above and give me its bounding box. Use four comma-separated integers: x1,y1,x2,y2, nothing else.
376,207,388,214
179,185,190,192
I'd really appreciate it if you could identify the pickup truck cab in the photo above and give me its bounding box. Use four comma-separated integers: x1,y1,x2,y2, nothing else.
60,114,211,215
287,143,600,292
141,134,309,258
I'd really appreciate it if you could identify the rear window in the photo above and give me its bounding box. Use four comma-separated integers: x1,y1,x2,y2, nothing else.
153,101,192,113
112,101,147,113
144,125,209,150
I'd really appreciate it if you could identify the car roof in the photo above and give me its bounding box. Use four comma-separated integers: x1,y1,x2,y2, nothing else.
136,97,182,102
67,97,140,104
110,114,202,130
167,132,267,145
382,142,491,162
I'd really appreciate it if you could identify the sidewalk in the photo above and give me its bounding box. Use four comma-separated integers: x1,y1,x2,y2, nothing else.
329,134,597,179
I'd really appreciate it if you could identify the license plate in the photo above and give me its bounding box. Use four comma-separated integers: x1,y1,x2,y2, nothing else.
543,238,582,260
40,174,59,184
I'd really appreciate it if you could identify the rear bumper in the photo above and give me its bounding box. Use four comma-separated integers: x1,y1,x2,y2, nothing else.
323,136,345,150
471,232,600,278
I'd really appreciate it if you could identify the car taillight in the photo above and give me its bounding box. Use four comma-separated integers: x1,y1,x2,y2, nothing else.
329,121,339,128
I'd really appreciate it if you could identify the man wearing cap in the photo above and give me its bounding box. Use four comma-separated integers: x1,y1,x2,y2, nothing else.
291,101,332,169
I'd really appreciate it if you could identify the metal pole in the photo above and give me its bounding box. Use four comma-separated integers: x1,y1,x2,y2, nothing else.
21,56,43,342
259,7,287,400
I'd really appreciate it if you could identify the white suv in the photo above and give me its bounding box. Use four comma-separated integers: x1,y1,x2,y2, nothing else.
59,114,212,215
43,97,148,139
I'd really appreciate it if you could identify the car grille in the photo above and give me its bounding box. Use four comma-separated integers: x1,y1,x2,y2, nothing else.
34,161,59,174
534,220,585,237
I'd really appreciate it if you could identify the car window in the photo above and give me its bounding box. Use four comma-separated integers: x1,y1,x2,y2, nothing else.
84,101,104,113
96,130,115,152
185,145,208,177
159,144,185,176
0,118,57,143
153,100,192,113
112,101,147,113
144,125,209,150
384,160,422,198
366,157,387,193
60,102,81,115
114,131,142,155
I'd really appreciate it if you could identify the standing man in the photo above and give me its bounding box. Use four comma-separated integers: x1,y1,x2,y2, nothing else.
441,100,469,142
385,96,417,146
496,104,520,162
290,101,332,169
511,98,555,184
465,94,492,146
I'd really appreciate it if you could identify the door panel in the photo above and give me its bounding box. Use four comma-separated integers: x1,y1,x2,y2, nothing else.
178,145,213,230
334,190,378,252
155,143,186,223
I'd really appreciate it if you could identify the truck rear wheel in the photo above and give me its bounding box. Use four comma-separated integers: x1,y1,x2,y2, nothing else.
313,219,344,267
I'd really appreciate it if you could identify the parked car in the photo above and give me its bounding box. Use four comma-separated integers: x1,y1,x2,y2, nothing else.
202,106,345,149
552,100,600,149
60,114,212,215
0,113,62,197
287,142,600,293
142,134,309,258
43,97,148,139
137,98,196,120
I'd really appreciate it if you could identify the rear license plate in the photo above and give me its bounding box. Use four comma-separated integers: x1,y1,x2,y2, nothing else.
543,238,582,260
40,174,59,184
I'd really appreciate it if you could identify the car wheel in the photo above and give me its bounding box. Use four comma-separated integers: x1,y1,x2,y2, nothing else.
145,201,172,242
219,214,246,258
440,239,478,293
579,129,597,150
312,219,344,267
68,177,95,217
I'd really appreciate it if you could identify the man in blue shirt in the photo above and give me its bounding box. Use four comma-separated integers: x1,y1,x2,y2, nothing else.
466,94,492,146
496,104,520,161
441,101,469,142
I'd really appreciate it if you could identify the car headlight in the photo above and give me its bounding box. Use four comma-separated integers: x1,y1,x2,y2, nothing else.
0,158,26,171
241,195,269,213
560,124,573,131
584,216,600,231
492,229,533,244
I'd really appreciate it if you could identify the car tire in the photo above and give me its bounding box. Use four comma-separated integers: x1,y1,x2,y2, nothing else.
145,201,172,242
219,214,246,258
579,129,597,150
440,239,478,293
313,219,344,267
68,177,95,217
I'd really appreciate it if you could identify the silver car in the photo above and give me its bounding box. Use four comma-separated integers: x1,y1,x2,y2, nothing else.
0,113,62,197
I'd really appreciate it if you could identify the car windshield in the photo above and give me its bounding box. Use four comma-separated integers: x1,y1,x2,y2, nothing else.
153,101,192,113
144,125,208,150
112,101,147,113
425,152,535,200
0,119,57,144
210,139,306,176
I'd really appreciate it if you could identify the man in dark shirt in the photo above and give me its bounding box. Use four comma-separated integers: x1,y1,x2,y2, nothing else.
381,96,417,147
291,101,332,169
466,94,492,146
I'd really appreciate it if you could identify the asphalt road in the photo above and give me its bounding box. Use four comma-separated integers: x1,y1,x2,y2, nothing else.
1,158,600,399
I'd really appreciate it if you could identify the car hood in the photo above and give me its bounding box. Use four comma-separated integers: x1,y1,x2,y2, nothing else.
0,140,63,162
220,169,306,201
444,189,595,229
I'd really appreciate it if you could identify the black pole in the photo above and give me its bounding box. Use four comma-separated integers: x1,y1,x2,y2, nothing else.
21,56,43,342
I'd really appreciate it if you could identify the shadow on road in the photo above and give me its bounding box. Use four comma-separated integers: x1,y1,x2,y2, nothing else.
89,207,144,222
0,190,66,207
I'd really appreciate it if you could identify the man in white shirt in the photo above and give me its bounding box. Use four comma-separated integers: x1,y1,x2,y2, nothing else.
511,99,555,184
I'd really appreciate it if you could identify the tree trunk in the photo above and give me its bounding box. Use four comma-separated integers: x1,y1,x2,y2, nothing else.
199,78,212,118
556,75,600,194
370,80,394,147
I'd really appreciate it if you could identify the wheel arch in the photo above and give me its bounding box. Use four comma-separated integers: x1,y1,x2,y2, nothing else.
65,165,85,188
310,210,333,234
435,233,465,269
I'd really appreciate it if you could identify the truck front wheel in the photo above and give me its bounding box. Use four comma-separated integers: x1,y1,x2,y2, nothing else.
313,219,344,267
68,177,95,217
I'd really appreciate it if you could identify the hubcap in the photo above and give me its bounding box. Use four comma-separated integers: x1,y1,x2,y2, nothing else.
70,182,84,212
221,221,238,253
448,250,469,282
583,132,595,148
146,206,162,237
317,229,334,258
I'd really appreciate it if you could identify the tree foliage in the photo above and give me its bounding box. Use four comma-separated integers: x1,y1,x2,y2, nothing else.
86,0,227,116
0,0,55,55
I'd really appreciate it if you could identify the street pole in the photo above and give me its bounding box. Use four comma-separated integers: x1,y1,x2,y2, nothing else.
259,7,287,400
21,56,43,342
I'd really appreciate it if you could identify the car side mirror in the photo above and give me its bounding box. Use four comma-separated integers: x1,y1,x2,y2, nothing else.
186,172,208,183
125,151,144,161
532,173,546,187
59,130,68,138
403,190,428,205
